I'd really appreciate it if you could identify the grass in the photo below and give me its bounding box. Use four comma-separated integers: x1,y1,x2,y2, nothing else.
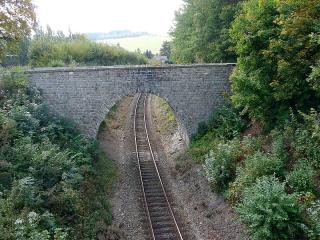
152,95,177,135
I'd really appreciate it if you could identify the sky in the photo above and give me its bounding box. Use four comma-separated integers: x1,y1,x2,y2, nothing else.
33,0,184,35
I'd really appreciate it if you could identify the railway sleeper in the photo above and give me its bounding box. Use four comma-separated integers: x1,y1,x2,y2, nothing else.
149,209,170,217
147,202,167,207
145,193,165,198
142,175,158,180
150,215,172,222
144,187,163,193
153,227,177,235
148,207,170,215
152,221,174,229
143,178,159,183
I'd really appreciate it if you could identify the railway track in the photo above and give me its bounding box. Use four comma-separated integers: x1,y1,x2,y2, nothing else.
133,93,184,240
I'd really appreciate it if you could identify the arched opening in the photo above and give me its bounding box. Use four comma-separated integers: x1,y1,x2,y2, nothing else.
96,93,189,152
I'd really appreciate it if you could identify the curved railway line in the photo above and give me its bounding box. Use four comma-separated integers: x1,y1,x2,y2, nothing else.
133,93,184,240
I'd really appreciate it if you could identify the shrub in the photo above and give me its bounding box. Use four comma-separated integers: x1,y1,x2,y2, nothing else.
293,109,320,169
271,134,288,163
9,177,42,209
203,139,241,192
188,132,221,162
305,200,320,240
241,135,263,155
227,150,284,203
13,211,68,240
236,176,305,240
9,106,40,134
245,135,287,180
189,105,245,161
207,105,246,140
286,160,316,194
0,67,27,93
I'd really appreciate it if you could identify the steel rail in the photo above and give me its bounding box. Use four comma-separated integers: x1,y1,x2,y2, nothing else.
133,93,155,240
142,95,184,240
133,93,184,240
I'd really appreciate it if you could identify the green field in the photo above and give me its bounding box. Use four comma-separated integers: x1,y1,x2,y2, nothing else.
99,35,170,54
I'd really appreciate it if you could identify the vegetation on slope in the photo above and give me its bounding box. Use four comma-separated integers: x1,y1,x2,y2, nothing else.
230,0,320,126
0,68,116,239
180,0,320,239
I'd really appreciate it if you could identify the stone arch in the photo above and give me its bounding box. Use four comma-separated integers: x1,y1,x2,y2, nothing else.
96,90,188,143
26,64,234,143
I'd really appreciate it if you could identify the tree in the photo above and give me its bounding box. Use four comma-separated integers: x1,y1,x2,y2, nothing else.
143,49,154,59
0,0,36,60
230,0,320,126
17,36,31,65
160,41,172,60
170,0,242,64
307,33,320,96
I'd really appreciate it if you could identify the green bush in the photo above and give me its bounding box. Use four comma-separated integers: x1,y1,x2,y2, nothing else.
188,132,222,162
305,200,320,240
201,105,246,140
241,135,263,155
236,176,305,240
292,110,320,169
0,67,27,92
203,139,241,192
189,105,245,161
270,134,288,163
286,160,316,194
227,150,285,203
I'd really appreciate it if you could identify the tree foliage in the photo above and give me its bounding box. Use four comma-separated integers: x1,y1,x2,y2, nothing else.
143,49,154,59
170,0,242,63
159,40,172,60
0,0,36,60
230,0,320,125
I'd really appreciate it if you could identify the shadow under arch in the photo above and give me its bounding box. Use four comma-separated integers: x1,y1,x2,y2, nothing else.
96,91,189,144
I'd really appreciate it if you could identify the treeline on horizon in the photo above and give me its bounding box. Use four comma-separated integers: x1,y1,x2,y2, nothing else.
2,27,147,68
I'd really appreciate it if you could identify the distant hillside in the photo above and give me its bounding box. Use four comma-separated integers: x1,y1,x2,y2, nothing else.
86,30,151,40
99,35,171,54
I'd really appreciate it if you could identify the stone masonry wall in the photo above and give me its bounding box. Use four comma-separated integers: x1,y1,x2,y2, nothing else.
26,64,235,142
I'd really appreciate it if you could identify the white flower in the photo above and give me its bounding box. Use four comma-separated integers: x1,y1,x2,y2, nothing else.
14,218,23,225
27,211,39,223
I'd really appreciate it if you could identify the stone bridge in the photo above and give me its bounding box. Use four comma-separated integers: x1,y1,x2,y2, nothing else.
26,64,234,142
